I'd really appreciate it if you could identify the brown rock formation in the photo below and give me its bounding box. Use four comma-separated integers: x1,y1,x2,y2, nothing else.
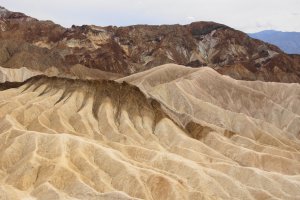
0,6,300,82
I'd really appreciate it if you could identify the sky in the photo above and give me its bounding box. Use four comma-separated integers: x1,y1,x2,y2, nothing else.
1,0,300,33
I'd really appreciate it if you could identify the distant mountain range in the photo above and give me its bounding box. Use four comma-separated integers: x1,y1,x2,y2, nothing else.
249,30,300,54
1,6,300,82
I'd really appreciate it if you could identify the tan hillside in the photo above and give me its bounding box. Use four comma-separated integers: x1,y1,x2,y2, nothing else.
0,65,299,199
0,65,122,84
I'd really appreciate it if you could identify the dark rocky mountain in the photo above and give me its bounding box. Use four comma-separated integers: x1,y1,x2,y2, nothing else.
249,30,300,55
1,6,300,82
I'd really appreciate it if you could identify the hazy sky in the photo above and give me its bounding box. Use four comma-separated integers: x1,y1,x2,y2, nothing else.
1,0,300,32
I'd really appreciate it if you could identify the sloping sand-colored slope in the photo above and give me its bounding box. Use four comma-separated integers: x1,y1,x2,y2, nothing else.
0,65,122,84
0,65,300,199
0,66,42,83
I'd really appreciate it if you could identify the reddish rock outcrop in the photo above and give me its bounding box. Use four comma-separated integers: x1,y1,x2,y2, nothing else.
1,6,300,82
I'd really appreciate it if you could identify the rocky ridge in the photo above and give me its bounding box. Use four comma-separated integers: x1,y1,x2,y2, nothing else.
0,6,300,82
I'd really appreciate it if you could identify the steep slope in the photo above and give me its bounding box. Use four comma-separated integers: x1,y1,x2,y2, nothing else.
0,66,42,83
1,6,300,82
120,64,300,136
0,66,300,199
0,64,122,83
249,30,300,54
